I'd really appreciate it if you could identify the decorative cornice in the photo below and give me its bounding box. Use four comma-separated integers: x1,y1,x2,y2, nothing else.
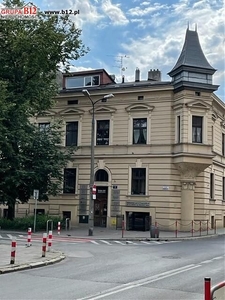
58,108,85,116
89,106,117,114
125,103,155,113
185,100,211,110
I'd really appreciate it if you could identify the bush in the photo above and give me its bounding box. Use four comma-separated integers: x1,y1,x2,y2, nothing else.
0,215,64,231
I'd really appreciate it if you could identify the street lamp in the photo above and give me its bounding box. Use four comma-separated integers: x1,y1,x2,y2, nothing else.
82,89,114,236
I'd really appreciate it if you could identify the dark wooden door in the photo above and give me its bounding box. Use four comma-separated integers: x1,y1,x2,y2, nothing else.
94,187,108,227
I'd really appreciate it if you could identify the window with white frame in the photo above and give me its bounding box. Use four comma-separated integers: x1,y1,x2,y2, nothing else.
192,116,203,143
63,168,76,194
131,168,146,195
65,75,100,89
133,118,147,144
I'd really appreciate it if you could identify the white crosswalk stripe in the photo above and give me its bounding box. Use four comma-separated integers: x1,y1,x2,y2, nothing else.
141,241,151,245
7,234,13,239
114,241,126,245
18,235,24,237
90,240,99,245
100,240,112,245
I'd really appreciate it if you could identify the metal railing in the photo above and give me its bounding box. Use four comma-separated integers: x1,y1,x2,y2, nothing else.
204,277,225,300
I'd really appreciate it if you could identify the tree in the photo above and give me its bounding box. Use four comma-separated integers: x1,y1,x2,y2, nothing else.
0,0,88,219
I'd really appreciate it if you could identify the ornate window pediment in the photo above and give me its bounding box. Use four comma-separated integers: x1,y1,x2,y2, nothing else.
186,100,211,110
125,103,154,113
37,110,56,117
89,106,117,114
58,108,84,116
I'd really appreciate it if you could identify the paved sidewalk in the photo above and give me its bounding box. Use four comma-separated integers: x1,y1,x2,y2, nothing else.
0,243,65,275
54,226,225,241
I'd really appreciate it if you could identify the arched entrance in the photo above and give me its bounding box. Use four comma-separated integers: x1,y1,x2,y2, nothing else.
94,169,108,227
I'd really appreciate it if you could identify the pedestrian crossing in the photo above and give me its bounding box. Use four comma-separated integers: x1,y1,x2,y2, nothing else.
0,233,179,246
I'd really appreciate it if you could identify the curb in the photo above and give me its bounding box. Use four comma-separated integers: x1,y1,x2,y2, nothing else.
0,252,65,275
58,233,222,242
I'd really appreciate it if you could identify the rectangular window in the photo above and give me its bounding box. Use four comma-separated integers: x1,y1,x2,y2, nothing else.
223,177,225,200
131,168,146,195
67,100,78,105
65,75,100,89
63,168,76,194
210,173,214,199
66,122,78,146
177,116,181,143
96,120,109,145
222,133,225,156
192,116,203,143
39,123,50,132
133,118,147,144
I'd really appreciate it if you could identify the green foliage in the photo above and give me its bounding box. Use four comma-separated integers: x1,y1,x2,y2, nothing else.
0,215,64,231
0,0,88,219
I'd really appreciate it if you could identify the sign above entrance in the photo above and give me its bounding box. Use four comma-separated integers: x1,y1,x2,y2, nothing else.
126,201,150,207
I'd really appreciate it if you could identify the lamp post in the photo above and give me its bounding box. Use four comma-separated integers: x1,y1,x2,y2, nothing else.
82,89,114,236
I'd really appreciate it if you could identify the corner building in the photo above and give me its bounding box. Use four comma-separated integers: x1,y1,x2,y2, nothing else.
13,28,225,231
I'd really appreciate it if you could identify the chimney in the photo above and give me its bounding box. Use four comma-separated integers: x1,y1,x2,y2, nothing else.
110,74,115,81
135,68,140,82
148,69,161,81
122,75,125,83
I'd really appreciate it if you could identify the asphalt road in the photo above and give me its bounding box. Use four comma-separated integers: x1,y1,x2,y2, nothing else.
0,236,224,300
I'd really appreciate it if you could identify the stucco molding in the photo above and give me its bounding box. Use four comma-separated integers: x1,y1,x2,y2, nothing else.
125,103,155,113
185,100,211,110
58,108,85,116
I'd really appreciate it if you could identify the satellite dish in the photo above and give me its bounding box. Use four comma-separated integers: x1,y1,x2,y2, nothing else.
121,67,125,71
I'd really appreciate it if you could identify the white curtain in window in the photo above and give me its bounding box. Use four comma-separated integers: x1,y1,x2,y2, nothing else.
134,129,140,143
143,129,147,142
196,128,202,142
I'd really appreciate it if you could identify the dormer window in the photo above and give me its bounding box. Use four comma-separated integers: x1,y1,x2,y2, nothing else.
65,75,100,89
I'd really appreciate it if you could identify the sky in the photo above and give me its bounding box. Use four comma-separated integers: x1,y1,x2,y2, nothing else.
2,0,225,100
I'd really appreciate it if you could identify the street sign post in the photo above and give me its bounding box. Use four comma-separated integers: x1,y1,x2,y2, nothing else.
33,189,39,233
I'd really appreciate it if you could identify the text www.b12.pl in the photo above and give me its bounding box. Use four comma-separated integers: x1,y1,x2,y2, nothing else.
44,9,80,16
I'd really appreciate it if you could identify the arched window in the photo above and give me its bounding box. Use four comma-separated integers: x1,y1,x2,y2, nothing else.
95,169,108,182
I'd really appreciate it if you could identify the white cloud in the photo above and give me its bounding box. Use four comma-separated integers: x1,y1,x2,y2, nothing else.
101,0,129,25
128,3,168,16
140,1,151,6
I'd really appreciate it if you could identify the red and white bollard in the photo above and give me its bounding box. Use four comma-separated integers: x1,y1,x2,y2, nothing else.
48,230,53,252
204,277,211,300
92,184,96,199
57,221,61,235
10,237,16,264
42,233,47,257
27,227,32,247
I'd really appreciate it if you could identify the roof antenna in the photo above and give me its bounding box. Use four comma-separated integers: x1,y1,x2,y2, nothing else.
187,21,189,30
195,23,197,31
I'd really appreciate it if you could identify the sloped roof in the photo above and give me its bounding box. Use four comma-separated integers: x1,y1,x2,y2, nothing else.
168,29,216,75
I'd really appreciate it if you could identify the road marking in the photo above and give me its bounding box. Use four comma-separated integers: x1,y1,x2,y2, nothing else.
0,235,2,238
201,260,213,264
18,235,24,237
125,241,138,245
140,241,150,244
100,240,112,245
212,256,223,260
77,264,201,300
7,234,13,239
151,241,161,244
114,241,126,245
89,240,99,245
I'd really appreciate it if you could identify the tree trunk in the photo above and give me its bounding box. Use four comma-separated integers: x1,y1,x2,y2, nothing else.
7,202,15,220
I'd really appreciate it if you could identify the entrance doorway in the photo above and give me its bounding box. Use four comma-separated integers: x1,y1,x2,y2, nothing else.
94,187,108,227
126,212,150,231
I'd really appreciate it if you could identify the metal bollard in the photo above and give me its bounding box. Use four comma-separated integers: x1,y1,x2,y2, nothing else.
48,230,52,252
204,277,211,300
27,227,32,247
42,233,47,257
10,237,16,264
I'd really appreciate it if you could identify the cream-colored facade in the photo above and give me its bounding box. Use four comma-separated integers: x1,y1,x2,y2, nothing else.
2,28,225,231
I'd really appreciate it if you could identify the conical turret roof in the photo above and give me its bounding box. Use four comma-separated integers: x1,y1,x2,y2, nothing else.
168,28,216,76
